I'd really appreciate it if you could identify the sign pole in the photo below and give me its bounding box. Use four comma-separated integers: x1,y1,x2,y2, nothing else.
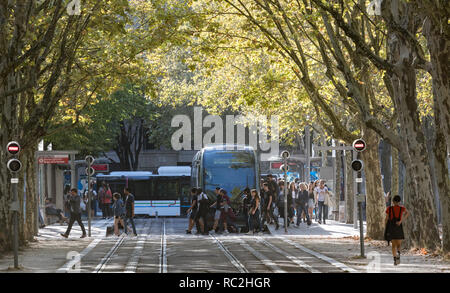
88,163,91,237
12,180,19,268
284,158,288,233
353,150,358,229
359,200,365,257
85,155,95,237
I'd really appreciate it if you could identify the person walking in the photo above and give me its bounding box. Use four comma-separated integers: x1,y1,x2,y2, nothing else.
296,183,310,226
313,180,320,221
210,188,224,234
314,180,330,224
247,189,261,235
242,188,252,233
186,188,198,234
261,182,279,230
84,182,97,219
112,193,126,236
98,182,111,219
60,188,87,238
195,188,209,235
307,182,315,222
105,184,113,218
123,187,137,236
288,182,296,225
385,195,409,265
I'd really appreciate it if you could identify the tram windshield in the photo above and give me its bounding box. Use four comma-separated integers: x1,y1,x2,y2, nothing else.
203,150,257,198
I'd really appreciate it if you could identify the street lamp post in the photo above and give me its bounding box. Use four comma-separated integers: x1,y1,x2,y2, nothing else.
281,151,290,233
85,155,95,237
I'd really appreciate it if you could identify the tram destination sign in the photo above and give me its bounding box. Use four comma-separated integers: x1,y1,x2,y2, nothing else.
38,155,69,164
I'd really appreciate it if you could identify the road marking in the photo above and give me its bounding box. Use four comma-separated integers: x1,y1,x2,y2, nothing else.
159,219,167,273
124,220,153,273
56,219,112,273
255,237,321,273
237,238,286,273
93,234,126,273
57,238,103,273
277,237,358,273
210,235,249,273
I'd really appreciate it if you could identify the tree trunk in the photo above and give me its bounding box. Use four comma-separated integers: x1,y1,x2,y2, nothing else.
361,128,386,240
380,140,392,194
383,0,441,250
433,108,450,253
391,146,399,197
345,151,354,224
423,10,450,150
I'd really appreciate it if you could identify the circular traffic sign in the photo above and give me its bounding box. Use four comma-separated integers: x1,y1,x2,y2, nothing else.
85,167,95,176
7,159,22,172
281,150,290,159
85,155,95,165
351,160,364,172
352,139,366,152
6,141,20,155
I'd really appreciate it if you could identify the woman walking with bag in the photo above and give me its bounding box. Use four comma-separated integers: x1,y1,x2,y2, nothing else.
384,195,409,265
247,189,261,235
112,193,126,236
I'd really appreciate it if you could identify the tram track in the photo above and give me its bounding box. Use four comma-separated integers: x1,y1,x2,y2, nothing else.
213,232,356,273
159,218,167,273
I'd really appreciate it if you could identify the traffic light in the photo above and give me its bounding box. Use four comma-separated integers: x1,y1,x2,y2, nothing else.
351,160,364,172
7,159,22,173
6,141,22,173
352,139,366,152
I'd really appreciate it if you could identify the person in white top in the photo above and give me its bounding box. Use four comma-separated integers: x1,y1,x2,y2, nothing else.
314,179,330,224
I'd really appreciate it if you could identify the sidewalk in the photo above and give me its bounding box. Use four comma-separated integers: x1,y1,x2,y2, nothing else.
0,218,112,272
265,218,450,273
266,219,366,238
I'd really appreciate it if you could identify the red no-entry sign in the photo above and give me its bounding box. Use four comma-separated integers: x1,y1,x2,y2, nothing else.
352,139,366,152
7,141,20,155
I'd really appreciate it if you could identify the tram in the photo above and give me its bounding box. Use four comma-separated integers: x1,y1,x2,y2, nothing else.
191,144,260,204
96,167,191,217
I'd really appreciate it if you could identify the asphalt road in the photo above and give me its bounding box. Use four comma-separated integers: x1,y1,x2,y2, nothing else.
54,217,354,273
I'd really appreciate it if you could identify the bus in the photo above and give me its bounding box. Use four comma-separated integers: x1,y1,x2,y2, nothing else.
191,144,260,211
96,167,191,217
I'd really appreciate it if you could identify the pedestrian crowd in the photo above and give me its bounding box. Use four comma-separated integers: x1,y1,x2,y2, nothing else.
186,175,334,235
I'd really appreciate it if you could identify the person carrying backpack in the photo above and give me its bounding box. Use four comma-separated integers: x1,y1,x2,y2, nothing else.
194,188,209,235
384,195,409,265
112,193,126,236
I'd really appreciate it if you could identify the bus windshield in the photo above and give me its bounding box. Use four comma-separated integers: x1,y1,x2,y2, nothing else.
203,150,256,198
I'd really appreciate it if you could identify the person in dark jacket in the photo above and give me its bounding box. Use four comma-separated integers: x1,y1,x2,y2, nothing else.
123,187,137,236
112,192,126,236
61,188,87,238
296,182,310,226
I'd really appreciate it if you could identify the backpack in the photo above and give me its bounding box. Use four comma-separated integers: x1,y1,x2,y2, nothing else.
198,193,209,212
